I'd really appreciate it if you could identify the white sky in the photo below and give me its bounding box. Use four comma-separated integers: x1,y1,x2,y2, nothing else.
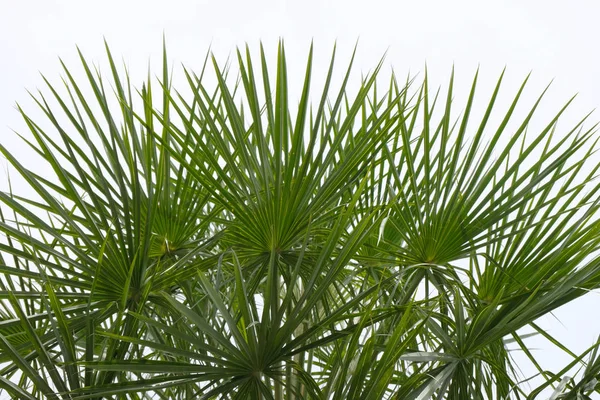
1,0,600,397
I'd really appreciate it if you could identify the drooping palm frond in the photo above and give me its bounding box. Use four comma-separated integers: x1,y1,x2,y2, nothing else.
1,40,600,399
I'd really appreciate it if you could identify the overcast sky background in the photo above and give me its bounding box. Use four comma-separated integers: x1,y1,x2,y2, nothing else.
1,0,600,397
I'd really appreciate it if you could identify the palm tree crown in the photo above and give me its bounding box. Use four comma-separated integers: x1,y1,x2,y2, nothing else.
1,41,600,399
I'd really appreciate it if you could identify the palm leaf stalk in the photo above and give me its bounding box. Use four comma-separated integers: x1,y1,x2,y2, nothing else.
0,40,599,399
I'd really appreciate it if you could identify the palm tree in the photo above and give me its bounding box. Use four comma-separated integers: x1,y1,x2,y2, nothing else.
0,40,600,399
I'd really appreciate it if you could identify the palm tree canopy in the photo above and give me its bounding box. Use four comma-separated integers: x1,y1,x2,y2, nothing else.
0,41,600,399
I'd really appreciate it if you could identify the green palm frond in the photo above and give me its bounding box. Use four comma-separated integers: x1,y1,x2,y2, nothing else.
1,40,600,399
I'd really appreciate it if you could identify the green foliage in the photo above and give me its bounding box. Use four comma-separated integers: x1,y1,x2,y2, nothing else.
1,40,600,399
